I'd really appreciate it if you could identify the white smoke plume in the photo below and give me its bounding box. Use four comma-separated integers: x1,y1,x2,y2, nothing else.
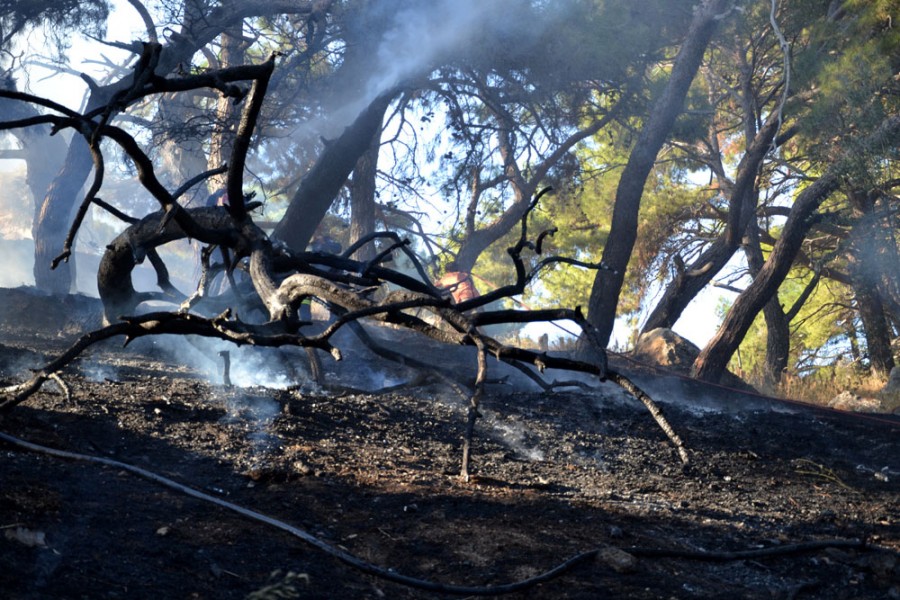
364,0,502,101
295,0,563,140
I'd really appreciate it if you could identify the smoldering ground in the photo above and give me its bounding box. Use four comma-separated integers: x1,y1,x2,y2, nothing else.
1,287,898,599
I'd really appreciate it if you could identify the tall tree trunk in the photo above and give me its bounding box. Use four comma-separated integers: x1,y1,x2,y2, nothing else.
846,321,861,364
693,174,840,382
871,194,900,329
157,93,211,205
208,27,245,192
348,128,381,261
846,191,895,378
693,114,900,382
744,220,791,387
32,135,97,293
0,75,67,258
585,0,729,345
851,273,895,378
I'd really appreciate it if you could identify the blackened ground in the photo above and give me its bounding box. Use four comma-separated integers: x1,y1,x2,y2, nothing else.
0,287,897,599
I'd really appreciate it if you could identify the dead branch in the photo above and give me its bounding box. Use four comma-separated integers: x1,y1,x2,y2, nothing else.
461,337,488,481
0,54,691,476
607,372,690,465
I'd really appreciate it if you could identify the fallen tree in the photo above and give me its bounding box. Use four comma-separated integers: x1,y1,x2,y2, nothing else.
0,48,689,477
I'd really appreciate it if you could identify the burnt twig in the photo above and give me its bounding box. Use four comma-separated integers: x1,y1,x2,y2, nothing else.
461,337,488,481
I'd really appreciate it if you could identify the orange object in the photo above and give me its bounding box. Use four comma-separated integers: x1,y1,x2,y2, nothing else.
436,271,479,304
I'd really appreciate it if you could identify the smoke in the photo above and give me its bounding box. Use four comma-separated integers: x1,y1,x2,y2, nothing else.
80,361,119,383
294,0,566,140
139,335,306,390
363,0,501,102
485,413,546,461
0,345,44,379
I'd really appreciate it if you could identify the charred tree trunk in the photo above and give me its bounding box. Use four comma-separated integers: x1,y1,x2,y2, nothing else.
273,91,393,253
585,0,729,345
33,135,97,293
348,127,381,261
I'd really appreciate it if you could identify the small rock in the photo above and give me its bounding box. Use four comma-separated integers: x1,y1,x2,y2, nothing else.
883,366,900,393
4,527,46,548
293,461,313,476
828,390,882,412
595,545,638,573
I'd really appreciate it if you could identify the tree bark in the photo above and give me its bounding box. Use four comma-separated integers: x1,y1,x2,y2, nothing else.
0,80,67,214
585,0,729,345
851,269,895,378
0,76,68,278
693,174,840,382
846,191,895,378
33,135,97,293
157,93,212,205
744,220,791,387
208,26,245,192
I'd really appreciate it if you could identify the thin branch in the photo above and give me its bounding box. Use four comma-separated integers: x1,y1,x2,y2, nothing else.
125,0,159,44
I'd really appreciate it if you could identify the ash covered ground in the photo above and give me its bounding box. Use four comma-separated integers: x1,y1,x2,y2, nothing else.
0,286,897,599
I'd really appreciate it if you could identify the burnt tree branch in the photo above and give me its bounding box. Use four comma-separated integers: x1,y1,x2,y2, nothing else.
1,58,690,476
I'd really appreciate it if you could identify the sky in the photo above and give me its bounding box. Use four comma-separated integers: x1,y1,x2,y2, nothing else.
16,4,138,107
